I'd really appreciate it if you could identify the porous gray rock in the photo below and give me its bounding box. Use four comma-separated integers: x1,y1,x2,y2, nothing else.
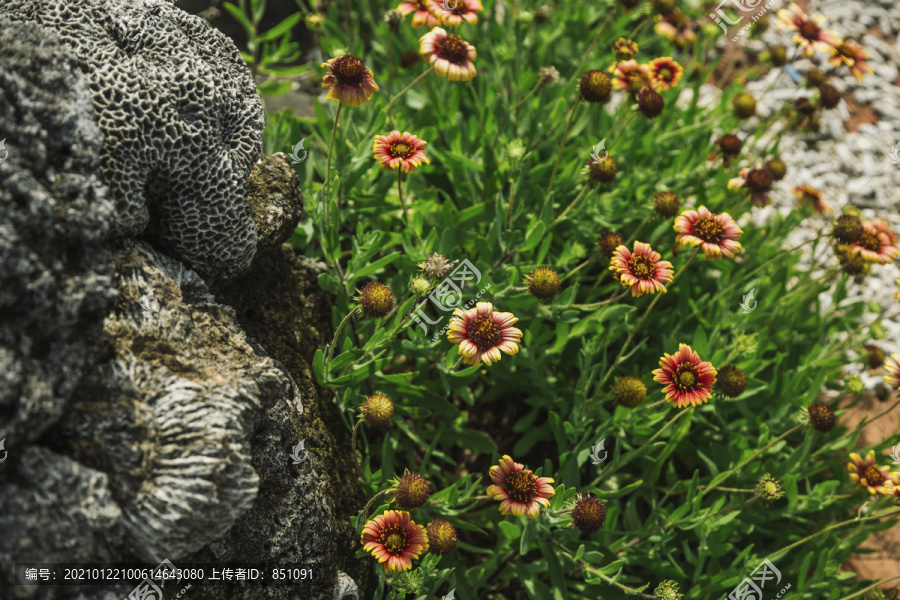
0,17,117,445
247,153,306,258
0,0,265,280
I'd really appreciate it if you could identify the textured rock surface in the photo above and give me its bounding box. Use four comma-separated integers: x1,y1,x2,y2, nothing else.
0,0,265,280
247,153,306,257
0,18,117,445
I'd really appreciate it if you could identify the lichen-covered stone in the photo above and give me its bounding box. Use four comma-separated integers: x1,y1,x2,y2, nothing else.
0,18,117,445
0,0,265,280
247,153,306,257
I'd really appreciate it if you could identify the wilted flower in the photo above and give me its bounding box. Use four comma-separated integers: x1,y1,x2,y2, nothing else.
652,343,718,408
361,393,395,426
757,474,784,506
385,9,404,31
829,40,874,81
419,28,477,81
674,206,743,259
361,510,429,571
419,252,458,280
776,2,842,57
613,38,638,60
715,365,747,397
447,302,522,366
570,493,606,534
832,214,863,244
728,168,772,207
425,519,457,555
598,232,624,258
539,66,560,86
397,0,441,28
711,134,742,168
807,400,835,433
793,185,831,215
579,70,612,103
357,281,395,318
849,220,900,264
614,376,647,407
428,0,483,25
648,57,683,90
885,354,900,389
653,191,681,217
373,130,430,174
638,87,665,118
610,241,673,296
610,60,653,93
487,455,555,518
848,450,894,495
394,470,432,510
526,267,561,300
732,92,757,118
321,54,380,106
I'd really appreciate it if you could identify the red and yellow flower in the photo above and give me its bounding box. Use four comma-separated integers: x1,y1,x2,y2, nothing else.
373,130,430,174
361,510,429,571
652,343,717,408
428,0,483,25
486,455,555,519
674,206,743,259
648,57,683,91
447,302,522,366
397,0,441,28
885,354,900,389
419,28,477,81
776,2,842,57
610,241,674,296
847,450,895,495
848,220,900,264
792,185,831,215
321,54,380,107
829,40,874,81
610,60,653,93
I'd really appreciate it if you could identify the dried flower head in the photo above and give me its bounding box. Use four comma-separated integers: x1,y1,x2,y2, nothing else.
526,267,561,300
769,44,788,66
570,493,607,534
818,83,841,109
385,9,404,31
757,474,784,506
588,156,618,183
614,376,647,407
807,400,835,433
599,232,624,258
579,70,613,103
613,38,639,60
539,66,560,86
712,134,742,168
357,281,395,318
362,393,395,426
425,519,457,555
638,86,665,118
765,157,787,180
653,191,681,218
833,214,863,245
715,365,747,397
419,252,458,280
837,245,868,275
732,92,757,118
394,470,432,510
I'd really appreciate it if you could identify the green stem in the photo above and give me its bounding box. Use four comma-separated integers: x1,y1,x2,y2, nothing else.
361,488,392,522
494,78,543,148
548,538,655,598
562,254,597,282
384,65,435,113
326,309,355,365
505,176,519,230
545,97,582,198
351,419,364,453
564,12,615,90
398,170,425,250
325,102,343,194
625,213,653,246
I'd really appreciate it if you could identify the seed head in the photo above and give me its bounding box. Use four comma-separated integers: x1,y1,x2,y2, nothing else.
793,96,816,116
716,134,742,157
807,400,835,433
394,470,432,510
768,44,788,66
732,92,757,118
357,281,394,318
539,66,560,87
418,252,458,280
875,382,892,403
613,38,638,60
588,156,617,183
614,376,647,407
653,191,681,218
655,580,684,600
384,9,403,31
715,365,747,398
865,344,886,370
409,276,433,296
570,493,606,534
425,519,458,555
652,0,677,16
745,169,772,194
361,393,394,427
598,232,624,258
805,68,826,86
579,70,612,103
833,214,863,244
819,83,841,109
765,157,787,181
638,87,665,118
757,474,784,506
526,267,561,300
837,246,868,275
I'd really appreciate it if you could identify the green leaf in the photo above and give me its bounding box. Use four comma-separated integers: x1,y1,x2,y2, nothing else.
312,349,326,384
222,3,253,38
692,325,709,358
498,521,520,542
256,13,302,42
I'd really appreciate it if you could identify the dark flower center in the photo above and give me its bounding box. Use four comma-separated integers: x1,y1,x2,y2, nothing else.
693,216,725,244
437,34,470,64
864,465,884,486
390,142,414,159
450,2,468,15
746,169,772,193
717,135,742,155
627,255,655,279
798,20,820,41
468,314,503,352
674,363,700,392
857,230,881,252
505,470,537,503
332,54,367,86
381,524,408,555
